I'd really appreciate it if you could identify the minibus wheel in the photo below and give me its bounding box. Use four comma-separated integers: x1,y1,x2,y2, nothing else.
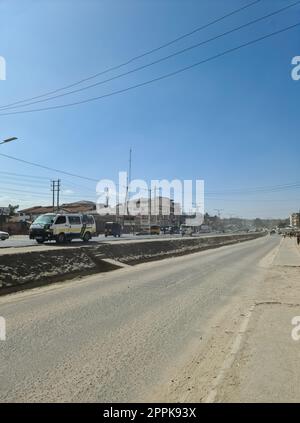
57,233,66,244
83,232,91,242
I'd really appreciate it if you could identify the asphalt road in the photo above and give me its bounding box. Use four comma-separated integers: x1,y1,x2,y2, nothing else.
0,233,194,249
0,233,149,248
0,232,238,252
0,235,281,402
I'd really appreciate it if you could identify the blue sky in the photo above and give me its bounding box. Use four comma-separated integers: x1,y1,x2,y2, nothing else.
0,0,299,218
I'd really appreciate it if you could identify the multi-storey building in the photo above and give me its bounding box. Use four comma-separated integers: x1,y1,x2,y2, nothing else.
290,212,300,228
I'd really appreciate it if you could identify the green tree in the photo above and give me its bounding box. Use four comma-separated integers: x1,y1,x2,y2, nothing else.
8,204,19,217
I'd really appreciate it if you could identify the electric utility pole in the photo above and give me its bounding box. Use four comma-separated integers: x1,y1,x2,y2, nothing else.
124,148,132,232
51,181,55,212
126,147,132,216
57,179,60,212
149,188,152,233
51,180,61,212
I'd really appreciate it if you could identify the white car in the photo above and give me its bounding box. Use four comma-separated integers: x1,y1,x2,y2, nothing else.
0,230,9,241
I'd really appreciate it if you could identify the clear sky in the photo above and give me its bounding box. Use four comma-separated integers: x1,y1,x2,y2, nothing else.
0,0,299,218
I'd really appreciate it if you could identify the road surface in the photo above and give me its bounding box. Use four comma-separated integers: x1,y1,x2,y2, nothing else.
1,234,299,402
0,232,239,250
0,233,183,255
0,232,241,256
0,234,152,249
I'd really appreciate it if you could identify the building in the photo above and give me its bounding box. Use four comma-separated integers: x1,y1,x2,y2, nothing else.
19,201,96,221
120,196,181,231
0,206,30,234
9,211,30,223
0,207,9,217
290,212,300,228
18,197,184,234
0,207,10,226
96,196,182,232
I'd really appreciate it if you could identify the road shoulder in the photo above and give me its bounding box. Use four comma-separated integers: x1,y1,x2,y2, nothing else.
215,238,300,402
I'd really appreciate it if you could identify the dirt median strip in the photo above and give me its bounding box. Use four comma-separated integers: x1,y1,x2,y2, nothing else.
0,232,266,295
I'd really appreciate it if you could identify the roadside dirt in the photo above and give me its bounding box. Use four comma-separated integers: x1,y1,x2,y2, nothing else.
149,237,300,403
0,233,265,295
0,249,118,295
215,262,300,402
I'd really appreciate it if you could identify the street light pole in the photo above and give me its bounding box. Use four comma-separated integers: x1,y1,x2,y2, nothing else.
0,136,19,231
0,137,18,145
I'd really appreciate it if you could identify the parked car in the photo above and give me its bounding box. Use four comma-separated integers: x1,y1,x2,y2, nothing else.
29,213,96,244
0,230,9,241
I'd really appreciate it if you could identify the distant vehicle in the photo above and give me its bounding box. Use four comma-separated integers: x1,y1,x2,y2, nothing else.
136,225,160,235
160,226,179,234
160,226,170,234
270,229,276,235
0,230,9,241
180,224,194,236
150,225,160,235
29,213,96,244
199,225,211,233
104,222,122,237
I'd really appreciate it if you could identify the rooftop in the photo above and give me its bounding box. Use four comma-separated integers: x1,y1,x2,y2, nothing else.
19,201,96,215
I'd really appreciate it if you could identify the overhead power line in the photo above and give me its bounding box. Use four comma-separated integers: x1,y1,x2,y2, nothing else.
0,152,98,181
1,21,299,116
2,0,296,111
206,197,300,203
0,171,98,194
0,186,97,200
0,0,261,110
0,186,53,197
206,186,300,195
0,178,51,189
0,170,51,180
1,151,300,195
0,152,132,199
206,183,300,195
